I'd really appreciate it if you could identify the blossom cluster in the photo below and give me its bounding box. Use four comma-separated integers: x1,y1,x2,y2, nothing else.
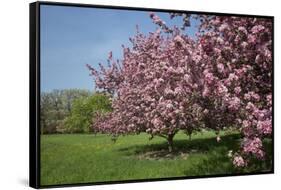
197,15,272,166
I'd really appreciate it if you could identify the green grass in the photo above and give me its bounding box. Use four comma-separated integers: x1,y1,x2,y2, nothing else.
41,131,272,186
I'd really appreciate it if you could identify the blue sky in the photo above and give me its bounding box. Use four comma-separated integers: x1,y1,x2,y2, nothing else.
40,5,199,92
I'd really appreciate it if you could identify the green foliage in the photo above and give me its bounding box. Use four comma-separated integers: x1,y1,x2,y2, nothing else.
40,89,93,134
63,93,112,133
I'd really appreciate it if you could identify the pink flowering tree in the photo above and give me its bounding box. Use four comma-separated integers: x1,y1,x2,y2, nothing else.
88,13,272,164
87,26,206,152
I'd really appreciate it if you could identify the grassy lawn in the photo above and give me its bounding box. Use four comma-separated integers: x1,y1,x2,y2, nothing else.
40,131,272,186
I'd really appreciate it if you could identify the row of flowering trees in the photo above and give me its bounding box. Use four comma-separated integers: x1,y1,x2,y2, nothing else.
87,13,272,167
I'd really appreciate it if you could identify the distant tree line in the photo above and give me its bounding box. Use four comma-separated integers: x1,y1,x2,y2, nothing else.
40,89,112,134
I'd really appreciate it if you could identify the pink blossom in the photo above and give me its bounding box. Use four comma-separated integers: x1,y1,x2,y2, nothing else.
184,74,191,82
217,83,228,96
241,41,248,49
108,51,113,60
238,26,248,34
204,72,214,84
174,87,183,95
248,34,256,43
234,87,241,94
266,94,272,105
202,86,210,97
219,23,229,32
242,120,251,128
233,155,246,167
228,73,238,81
242,137,265,159
217,63,225,73
251,25,265,34
216,37,224,44
174,35,185,45
246,102,255,110
228,97,241,111
257,120,272,135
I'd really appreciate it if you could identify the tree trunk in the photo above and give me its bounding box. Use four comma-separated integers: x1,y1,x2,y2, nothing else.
167,133,175,152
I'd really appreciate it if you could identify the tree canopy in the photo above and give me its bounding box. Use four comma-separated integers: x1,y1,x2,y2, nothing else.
87,13,272,166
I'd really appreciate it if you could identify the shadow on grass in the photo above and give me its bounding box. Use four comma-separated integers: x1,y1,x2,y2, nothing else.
119,134,241,160
183,137,273,175
118,133,272,175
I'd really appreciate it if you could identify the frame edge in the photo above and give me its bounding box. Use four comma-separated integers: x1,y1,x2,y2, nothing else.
29,1,40,189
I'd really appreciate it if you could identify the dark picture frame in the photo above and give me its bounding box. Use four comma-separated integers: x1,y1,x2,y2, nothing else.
30,1,274,189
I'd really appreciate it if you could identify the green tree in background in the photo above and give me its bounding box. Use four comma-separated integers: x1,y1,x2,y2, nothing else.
64,93,112,133
40,89,92,134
